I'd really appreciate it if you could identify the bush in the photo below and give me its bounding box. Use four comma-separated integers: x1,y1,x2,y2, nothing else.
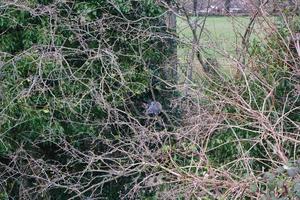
0,0,176,199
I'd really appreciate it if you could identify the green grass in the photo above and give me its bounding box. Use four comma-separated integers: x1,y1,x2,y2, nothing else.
177,16,255,75
178,16,251,51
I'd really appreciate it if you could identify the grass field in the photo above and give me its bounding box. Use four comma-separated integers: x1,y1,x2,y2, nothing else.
177,16,255,75
178,16,251,52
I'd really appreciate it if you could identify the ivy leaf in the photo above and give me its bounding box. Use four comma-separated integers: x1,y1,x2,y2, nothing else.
42,109,50,114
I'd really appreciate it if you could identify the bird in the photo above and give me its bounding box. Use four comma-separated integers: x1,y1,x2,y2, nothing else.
144,101,162,116
283,165,300,177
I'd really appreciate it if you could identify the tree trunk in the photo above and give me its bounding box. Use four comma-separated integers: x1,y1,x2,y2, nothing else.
225,0,231,14
193,0,198,15
165,4,178,84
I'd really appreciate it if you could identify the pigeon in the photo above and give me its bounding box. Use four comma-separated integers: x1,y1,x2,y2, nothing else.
145,101,162,116
283,165,300,177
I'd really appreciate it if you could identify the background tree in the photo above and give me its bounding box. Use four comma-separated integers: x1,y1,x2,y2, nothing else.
225,0,231,13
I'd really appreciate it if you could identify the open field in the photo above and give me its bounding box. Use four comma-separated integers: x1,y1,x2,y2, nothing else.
177,16,271,76
177,16,251,53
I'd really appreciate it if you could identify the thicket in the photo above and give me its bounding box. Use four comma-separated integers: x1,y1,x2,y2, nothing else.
0,0,176,199
200,15,300,199
0,0,299,199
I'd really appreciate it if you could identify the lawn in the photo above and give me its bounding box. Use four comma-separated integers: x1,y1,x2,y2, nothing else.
178,16,251,51
177,16,256,75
